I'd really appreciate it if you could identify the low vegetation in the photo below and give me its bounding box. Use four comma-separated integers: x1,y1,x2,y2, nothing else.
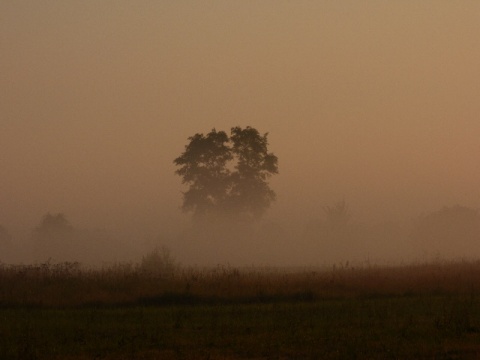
1,259,479,307
1,259,480,359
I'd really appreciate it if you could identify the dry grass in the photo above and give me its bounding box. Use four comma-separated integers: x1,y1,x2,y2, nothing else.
1,260,480,359
1,259,479,307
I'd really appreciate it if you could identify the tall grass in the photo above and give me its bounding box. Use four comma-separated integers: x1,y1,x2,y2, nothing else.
1,259,479,307
1,259,480,359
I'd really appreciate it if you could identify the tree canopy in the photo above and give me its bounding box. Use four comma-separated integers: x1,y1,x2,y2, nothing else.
174,126,278,221
323,200,351,231
33,213,73,241
411,205,480,257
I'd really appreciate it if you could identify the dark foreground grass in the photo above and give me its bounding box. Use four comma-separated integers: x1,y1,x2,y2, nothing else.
1,261,480,359
2,295,480,359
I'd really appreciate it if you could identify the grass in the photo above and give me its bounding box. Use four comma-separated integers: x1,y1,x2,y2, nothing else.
1,260,480,359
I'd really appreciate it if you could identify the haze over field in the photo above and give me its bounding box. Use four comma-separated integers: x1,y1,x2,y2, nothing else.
1,1,480,265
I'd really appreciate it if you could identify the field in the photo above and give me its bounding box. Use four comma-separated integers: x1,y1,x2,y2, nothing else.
1,260,480,359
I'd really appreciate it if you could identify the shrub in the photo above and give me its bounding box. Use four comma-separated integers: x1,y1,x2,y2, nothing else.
138,246,178,278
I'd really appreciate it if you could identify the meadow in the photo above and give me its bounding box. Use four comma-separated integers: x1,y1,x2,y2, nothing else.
1,259,480,359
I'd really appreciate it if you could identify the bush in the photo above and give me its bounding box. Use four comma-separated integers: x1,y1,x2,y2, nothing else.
138,246,178,278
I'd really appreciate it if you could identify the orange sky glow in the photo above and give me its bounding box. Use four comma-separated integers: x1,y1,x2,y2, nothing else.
1,1,480,264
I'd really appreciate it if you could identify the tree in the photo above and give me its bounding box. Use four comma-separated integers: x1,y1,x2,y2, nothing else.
174,126,278,221
32,213,74,261
228,126,278,218
138,246,178,278
33,213,73,240
411,205,480,258
323,200,351,231
174,129,232,217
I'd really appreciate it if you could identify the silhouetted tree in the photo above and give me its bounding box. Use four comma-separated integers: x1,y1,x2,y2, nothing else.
174,126,278,221
174,129,232,217
228,126,278,218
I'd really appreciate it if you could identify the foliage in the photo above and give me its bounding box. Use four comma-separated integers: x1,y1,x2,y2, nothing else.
138,246,178,278
174,126,278,221
173,129,232,216
1,259,480,307
31,213,75,262
1,261,480,359
323,200,351,230
32,213,73,240
411,205,480,257
228,126,278,218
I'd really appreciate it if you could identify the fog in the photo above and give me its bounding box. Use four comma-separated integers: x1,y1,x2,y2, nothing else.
2,1,480,266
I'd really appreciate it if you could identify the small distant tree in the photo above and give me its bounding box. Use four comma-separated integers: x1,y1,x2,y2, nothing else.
32,213,74,261
33,213,73,240
411,205,480,257
174,126,278,221
138,246,178,278
323,200,351,230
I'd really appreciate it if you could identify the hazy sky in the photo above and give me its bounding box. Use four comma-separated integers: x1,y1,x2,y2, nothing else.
2,1,480,237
